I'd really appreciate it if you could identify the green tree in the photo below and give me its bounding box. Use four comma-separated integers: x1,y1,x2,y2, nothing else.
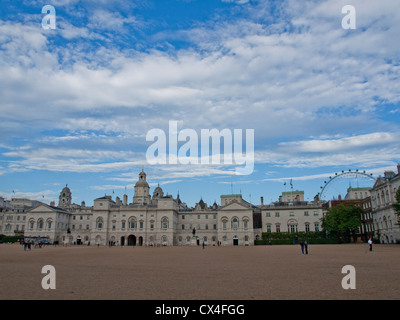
321,204,362,243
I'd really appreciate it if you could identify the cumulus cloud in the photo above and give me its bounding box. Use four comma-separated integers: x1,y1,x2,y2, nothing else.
0,0,399,184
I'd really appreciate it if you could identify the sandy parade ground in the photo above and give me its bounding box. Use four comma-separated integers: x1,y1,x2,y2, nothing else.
0,243,399,301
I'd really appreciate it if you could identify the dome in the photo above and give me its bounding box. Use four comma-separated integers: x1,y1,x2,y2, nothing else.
135,180,149,188
135,170,149,188
153,184,164,198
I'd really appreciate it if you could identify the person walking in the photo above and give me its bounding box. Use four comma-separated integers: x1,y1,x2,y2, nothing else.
300,241,304,254
304,241,308,255
368,237,373,251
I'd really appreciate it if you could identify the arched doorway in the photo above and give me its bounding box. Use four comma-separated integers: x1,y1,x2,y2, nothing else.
128,235,136,246
120,236,125,246
233,235,239,246
138,236,143,246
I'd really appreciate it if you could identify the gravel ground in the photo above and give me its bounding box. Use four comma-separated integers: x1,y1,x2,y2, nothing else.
0,243,399,300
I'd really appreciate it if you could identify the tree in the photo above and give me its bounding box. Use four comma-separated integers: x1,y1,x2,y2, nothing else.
321,204,362,243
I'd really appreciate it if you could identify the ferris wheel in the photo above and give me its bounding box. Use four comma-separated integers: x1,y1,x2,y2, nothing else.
318,169,376,200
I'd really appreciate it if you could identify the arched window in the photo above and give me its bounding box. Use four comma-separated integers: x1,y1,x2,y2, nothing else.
221,217,228,230
161,217,169,229
243,218,249,229
96,218,103,229
232,217,239,229
46,219,52,230
37,219,44,230
129,217,136,229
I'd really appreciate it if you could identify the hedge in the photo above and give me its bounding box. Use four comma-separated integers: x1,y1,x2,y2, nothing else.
0,234,24,243
256,231,340,245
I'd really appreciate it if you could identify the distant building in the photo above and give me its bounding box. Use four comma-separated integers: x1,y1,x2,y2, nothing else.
0,197,43,236
21,170,260,246
370,165,400,244
261,191,323,234
345,187,371,200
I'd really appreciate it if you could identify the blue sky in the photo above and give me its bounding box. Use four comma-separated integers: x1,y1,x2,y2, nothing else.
1,0,399,207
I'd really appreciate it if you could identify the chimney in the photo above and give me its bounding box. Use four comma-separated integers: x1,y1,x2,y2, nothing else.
260,196,264,205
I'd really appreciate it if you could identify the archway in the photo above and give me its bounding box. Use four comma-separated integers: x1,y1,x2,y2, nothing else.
233,235,239,246
120,236,125,246
138,236,143,246
128,235,136,246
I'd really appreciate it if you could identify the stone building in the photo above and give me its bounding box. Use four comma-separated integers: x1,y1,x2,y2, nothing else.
370,165,400,244
22,170,260,246
260,193,323,234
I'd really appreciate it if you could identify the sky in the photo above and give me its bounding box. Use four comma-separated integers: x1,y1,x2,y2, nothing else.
0,0,399,207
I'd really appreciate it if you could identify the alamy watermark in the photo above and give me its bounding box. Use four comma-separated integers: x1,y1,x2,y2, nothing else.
146,121,254,175
341,265,356,290
42,5,56,29
342,5,356,30
41,265,56,289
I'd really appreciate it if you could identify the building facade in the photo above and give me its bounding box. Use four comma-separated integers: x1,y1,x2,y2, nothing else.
18,170,260,246
260,195,323,234
370,166,400,244
7,167,398,245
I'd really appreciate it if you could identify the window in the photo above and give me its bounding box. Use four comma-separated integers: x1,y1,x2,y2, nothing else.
275,212,280,217
96,218,103,229
266,224,271,233
232,218,239,229
314,211,319,216
315,223,320,232
121,221,126,229
139,221,144,229
304,211,309,216
182,224,185,230
129,218,136,229
276,224,281,232
305,224,310,232
213,224,217,230
181,215,185,220
205,224,209,230
37,219,43,230
197,215,201,220
244,220,249,229
290,212,294,216
161,217,169,229
266,212,270,217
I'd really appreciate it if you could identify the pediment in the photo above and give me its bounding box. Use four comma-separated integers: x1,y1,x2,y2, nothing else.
219,201,251,211
28,204,69,214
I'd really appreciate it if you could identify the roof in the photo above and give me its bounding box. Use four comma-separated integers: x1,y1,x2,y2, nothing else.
282,190,304,195
220,194,242,198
